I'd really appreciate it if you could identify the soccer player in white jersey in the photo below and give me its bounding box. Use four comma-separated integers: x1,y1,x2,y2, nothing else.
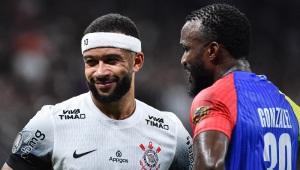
2,14,193,170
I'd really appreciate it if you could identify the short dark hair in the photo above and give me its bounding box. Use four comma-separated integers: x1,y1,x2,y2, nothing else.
84,13,140,39
186,4,251,59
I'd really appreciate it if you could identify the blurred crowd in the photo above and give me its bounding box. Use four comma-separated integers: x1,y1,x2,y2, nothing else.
0,0,299,164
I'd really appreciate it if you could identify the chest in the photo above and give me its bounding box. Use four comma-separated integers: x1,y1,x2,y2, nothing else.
51,119,176,170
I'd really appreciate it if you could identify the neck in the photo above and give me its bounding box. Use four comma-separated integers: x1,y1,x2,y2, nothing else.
215,58,252,82
91,84,136,120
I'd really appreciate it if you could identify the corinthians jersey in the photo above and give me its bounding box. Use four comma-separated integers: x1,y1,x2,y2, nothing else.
7,92,194,170
190,71,300,170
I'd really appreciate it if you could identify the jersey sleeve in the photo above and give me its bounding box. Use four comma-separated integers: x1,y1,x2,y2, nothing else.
6,105,54,170
169,114,194,170
190,74,238,141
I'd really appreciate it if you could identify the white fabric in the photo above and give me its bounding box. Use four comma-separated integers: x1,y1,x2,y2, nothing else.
11,92,193,170
81,32,141,54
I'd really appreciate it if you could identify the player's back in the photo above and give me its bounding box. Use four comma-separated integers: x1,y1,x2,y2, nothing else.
226,71,300,170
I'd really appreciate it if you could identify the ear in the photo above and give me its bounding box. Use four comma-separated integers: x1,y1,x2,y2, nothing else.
132,52,144,73
207,42,219,62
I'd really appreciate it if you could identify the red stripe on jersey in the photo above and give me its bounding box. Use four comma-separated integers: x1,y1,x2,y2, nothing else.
190,73,237,141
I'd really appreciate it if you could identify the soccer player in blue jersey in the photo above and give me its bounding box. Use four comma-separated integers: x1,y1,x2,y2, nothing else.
180,3,300,170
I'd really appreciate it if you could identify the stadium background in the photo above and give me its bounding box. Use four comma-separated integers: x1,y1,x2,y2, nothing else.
0,0,299,167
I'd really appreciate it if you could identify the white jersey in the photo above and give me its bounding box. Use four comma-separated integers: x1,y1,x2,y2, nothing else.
7,92,194,170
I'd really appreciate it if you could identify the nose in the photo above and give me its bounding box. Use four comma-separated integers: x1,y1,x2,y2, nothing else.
95,61,111,78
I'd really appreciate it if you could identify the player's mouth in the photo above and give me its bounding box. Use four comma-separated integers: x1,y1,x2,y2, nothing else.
93,78,117,90
96,82,114,89
185,70,192,81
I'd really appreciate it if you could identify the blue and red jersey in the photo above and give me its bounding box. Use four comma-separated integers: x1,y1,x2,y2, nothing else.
190,71,300,170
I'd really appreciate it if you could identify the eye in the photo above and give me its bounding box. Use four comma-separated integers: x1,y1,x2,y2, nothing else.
85,59,97,66
105,58,120,65
182,45,189,52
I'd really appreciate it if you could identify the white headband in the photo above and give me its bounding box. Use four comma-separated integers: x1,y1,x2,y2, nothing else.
81,32,141,54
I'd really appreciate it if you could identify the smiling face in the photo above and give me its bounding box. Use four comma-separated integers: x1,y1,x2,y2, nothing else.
180,21,214,97
84,47,135,104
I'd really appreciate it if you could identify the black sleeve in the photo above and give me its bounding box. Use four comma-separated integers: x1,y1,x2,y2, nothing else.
6,153,52,170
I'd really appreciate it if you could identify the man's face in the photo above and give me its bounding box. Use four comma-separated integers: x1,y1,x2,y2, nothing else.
84,47,134,104
180,21,214,97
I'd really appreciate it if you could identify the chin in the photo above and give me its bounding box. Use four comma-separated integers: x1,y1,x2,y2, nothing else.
96,88,114,96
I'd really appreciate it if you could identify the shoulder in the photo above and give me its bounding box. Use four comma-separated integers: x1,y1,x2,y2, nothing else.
193,73,236,105
136,99,187,133
190,74,238,128
52,92,89,111
27,92,89,126
42,92,89,116
136,99,182,124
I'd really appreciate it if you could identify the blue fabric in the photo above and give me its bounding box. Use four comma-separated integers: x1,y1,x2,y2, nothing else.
225,71,299,170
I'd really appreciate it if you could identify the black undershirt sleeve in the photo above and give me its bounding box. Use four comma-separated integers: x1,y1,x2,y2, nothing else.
6,153,52,170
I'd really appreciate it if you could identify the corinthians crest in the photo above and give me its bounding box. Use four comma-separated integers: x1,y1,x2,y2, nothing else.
139,141,161,170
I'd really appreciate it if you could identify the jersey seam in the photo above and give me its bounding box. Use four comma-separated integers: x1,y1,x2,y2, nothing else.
231,73,238,141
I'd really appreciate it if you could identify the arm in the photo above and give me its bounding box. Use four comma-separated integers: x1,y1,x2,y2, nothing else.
190,82,237,170
1,163,13,170
4,106,54,170
193,131,229,170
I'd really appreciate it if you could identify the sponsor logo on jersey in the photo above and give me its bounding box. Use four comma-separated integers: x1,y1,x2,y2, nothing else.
20,130,45,159
139,141,161,170
12,132,23,153
186,136,194,170
145,115,169,130
109,150,128,163
73,149,97,158
192,106,209,126
59,109,86,120
24,132,33,144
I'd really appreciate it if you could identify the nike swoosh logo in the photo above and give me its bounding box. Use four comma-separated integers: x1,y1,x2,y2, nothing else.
73,149,97,158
